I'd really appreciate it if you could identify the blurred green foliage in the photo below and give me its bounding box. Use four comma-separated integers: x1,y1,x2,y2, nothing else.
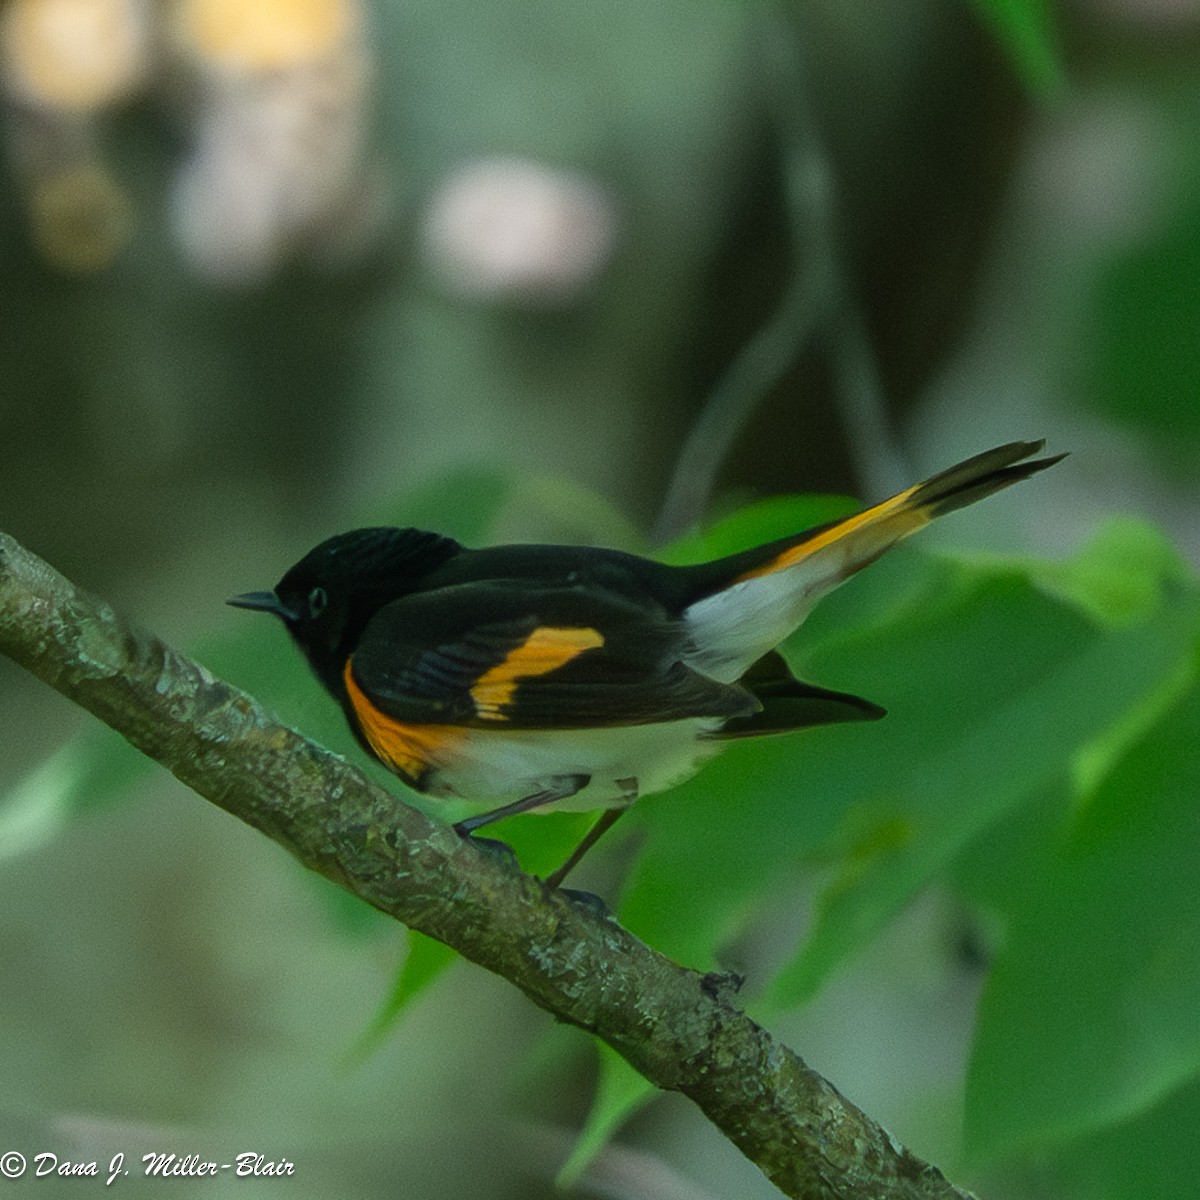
4,0,1200,1196
7,474,1199,1197
1093,197,1200,461
967,0,1064,96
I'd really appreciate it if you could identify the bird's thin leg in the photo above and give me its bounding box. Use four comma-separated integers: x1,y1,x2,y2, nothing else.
544,806,626,890
453,774,590,836
546,775,638,889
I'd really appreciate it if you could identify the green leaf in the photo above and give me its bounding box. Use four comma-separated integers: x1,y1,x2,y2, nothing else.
375,468,515,542
968,0,1065,97
1048,1074,1200,1200
765,562,1199,1011
0,745,81,861
617,515,1200,1015
503,476,645,552
965,672,1200,1163
618,558,1047,974
946,779,1072,923
616,551,970,968
1091,198,1200,461
346,931,460,1064
1025,517,1194,629
556,1044,657,1188
660,493,857,566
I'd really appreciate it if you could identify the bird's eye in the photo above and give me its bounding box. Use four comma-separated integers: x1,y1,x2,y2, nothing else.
307,586,328,618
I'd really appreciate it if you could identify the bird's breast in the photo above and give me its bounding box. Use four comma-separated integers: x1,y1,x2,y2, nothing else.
384,718,727,812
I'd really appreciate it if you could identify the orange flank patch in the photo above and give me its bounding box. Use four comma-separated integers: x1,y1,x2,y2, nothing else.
471,626,604,720
342,659,462,781
733,484,930,583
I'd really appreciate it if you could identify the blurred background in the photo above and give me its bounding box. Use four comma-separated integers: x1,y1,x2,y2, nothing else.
2,0,1199,1197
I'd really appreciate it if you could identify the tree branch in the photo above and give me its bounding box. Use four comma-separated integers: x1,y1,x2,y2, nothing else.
0,531,976,1200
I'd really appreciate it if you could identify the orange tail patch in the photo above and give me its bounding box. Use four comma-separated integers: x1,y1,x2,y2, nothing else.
733,485,927,584
731,440,1064,585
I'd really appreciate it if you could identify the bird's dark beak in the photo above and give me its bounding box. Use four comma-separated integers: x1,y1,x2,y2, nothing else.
226,591,297,620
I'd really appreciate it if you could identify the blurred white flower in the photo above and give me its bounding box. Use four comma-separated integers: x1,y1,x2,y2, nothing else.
0,0,149,271
28,160,132,271
170,0,380,285
422,157,618,304
173,0,357,74
1,0,149,111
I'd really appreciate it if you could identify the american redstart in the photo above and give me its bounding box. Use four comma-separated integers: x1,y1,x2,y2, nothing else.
229,440,1063,885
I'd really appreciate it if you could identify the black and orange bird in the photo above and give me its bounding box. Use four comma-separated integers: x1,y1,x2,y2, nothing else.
230,441,1063,885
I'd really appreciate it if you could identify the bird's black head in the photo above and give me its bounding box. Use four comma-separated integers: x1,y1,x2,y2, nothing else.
228,526,461,693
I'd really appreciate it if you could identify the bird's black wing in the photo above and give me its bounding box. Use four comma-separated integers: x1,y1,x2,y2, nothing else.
347,579,757,730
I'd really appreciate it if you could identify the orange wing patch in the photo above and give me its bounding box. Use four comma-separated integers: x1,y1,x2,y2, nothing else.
471,626,604,721
733,484,929,583
343,659,462,781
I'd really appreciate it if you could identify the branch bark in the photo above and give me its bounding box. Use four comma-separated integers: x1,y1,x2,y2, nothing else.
0,531,977,1200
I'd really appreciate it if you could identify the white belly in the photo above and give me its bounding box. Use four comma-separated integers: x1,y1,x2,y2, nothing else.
422,717,727,812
